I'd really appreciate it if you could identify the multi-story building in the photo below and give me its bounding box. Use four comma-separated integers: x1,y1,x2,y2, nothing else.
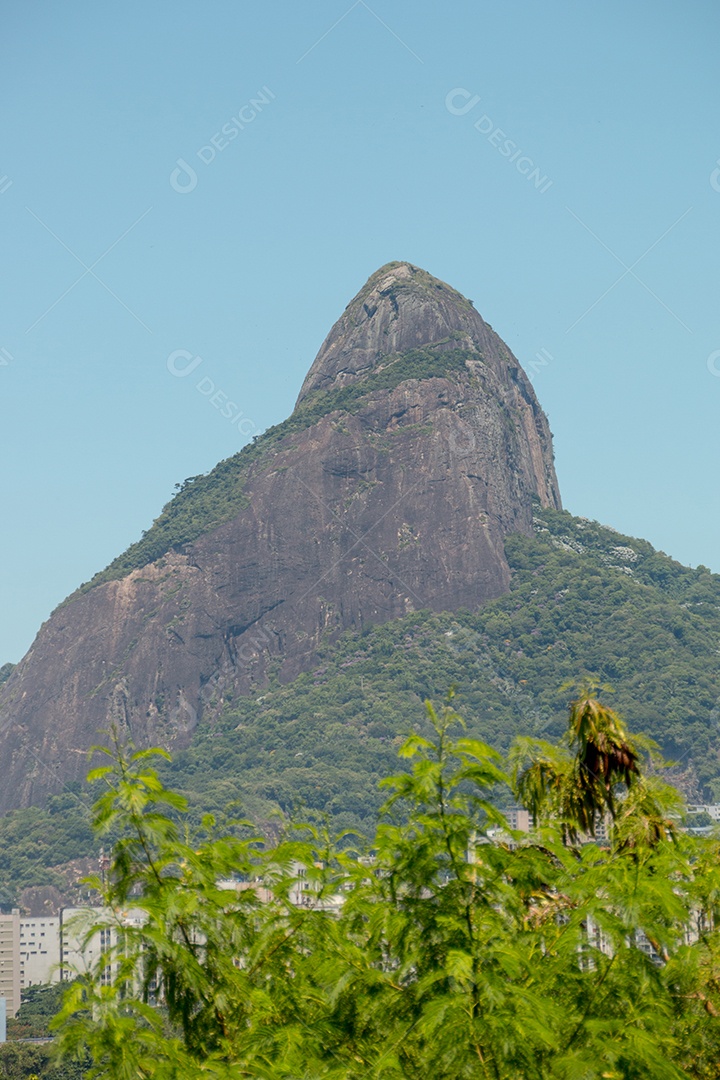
19,917,61,988
60,907,146,984
0,910,20,1018
686,804,720,822
505,806,531,832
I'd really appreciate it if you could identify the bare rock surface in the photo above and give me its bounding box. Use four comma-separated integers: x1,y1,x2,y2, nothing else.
0,262,560,811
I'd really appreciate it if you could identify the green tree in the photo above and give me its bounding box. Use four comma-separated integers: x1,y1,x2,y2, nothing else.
7,983,71,1040
510,689,678,845
0,1040,87,1080
53,698,720,1078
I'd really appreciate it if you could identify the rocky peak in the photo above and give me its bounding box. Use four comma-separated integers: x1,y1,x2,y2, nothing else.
296,261,503,405
0,263,561,812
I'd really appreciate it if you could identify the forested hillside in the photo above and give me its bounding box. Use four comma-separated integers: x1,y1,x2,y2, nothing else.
1,504,719,906
164,504,720,830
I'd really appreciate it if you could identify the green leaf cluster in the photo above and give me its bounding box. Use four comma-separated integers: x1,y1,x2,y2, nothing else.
7,983,72,1041
50,700,720,1079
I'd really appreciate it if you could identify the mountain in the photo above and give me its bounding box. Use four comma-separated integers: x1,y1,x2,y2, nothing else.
3,501,720,908
0,262,560,812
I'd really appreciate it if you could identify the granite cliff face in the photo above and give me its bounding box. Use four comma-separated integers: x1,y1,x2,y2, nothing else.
0,262,560,811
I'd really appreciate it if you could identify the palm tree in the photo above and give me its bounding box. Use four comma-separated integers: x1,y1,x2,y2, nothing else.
511,691,647,844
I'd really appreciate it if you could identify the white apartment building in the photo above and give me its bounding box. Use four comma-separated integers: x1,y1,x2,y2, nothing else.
0,910,21,1018
686,804,720,822
19,916,61,988
0,905,144,1016
60,906,146,984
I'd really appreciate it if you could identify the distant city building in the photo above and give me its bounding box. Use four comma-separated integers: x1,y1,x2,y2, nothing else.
0,910,20,1018
593,813,611,844
20,916,60,988
505,807,531,832
686,804,720,821
60,907,146,984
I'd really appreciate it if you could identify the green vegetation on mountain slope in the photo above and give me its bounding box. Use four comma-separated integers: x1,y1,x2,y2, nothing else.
162,505,720,830
3,505,718,907
74,346,474,595
0,790,97,908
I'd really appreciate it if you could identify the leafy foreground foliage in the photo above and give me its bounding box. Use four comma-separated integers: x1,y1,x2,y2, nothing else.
3,505,720,906
52,698,720,1079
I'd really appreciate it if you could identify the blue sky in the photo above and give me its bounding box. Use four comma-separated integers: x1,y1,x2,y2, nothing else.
1,0,719,662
